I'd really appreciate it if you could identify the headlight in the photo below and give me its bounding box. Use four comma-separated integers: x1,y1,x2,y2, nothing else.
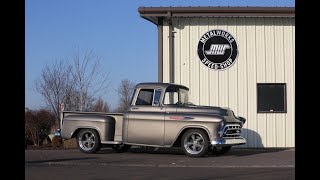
238,117,246,128
218,120,225,137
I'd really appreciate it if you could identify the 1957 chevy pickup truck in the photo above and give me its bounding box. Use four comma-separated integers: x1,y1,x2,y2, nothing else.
59,83,246,157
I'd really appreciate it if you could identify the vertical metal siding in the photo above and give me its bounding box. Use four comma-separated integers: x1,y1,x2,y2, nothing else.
217,18,229,108
208,18,220,107
189,18,200,105
162,17,295,148
235,18,249,147
264,18,277,147
256,18,268,148
284,18,295,147
226,18,238,118
274,18,286,147
199,18,210,105
246,18,258,148
162,21,170,82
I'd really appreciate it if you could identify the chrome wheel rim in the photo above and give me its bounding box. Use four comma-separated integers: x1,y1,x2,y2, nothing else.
79,130,95,151
184,132,205,155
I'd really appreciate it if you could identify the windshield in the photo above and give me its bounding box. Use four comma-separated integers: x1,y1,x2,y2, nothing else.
163,86,193,105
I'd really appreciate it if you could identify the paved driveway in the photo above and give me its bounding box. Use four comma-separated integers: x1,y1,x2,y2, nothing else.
25,147,295,180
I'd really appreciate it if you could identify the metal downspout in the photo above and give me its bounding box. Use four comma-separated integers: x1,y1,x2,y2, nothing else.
157,17,163,83
168,12,175,83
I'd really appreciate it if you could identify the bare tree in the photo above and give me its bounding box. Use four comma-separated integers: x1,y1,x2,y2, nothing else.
116,79,136,113
71,48,110,111
92,97,110,112
34,48,110,122
34,61,74,124
25,108,56,146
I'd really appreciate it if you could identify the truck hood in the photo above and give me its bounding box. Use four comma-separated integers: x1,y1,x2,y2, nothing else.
176,105,242,123
176,105,232,116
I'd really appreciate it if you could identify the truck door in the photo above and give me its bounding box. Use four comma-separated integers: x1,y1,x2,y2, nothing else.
126,88,165,146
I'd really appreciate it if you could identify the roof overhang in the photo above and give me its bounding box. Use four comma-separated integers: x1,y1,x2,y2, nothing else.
138,6,295,25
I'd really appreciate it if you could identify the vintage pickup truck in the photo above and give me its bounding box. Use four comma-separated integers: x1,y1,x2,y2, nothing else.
59,83,246,157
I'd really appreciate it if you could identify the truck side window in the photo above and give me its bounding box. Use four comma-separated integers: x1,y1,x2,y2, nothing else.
135,89,154,105
163,86,179,105
164,92,178,105
152,89,162,106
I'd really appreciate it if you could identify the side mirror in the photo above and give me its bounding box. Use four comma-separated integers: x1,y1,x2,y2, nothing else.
153,101,160,106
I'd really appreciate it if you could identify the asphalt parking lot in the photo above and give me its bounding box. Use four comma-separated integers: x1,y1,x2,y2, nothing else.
25,147,295,180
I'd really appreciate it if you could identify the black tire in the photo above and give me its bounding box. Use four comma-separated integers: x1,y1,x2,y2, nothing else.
208,146,231,155
112,144,132,153
76,129,101,153
181,129,209,157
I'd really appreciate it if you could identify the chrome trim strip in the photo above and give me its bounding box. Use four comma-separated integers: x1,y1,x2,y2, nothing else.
101,141,122,145
211,137,246,146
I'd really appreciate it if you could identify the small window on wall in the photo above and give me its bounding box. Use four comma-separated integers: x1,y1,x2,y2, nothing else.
257,83,287,113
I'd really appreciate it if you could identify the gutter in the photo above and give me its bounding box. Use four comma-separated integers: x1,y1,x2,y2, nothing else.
138,7,295,23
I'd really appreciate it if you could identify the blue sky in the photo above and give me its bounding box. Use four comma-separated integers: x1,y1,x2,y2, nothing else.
25,0,294,110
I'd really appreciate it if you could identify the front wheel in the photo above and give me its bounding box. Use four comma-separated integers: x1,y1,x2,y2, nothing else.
181,129,209,157
209,146,231,155
76,129,101,153
112,144,131,153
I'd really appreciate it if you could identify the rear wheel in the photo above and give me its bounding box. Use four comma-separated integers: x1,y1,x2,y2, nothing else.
209,146,231,155
112,144,131,153
76,129,101,153
181,129,209,157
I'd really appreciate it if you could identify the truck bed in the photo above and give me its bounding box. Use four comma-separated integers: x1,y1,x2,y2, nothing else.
62,111,124,142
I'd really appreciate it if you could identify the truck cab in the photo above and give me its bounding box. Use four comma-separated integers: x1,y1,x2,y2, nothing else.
60,83,246,157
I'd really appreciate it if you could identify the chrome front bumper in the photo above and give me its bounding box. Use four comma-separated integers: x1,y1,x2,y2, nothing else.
211,137,246,146
54,129,61,137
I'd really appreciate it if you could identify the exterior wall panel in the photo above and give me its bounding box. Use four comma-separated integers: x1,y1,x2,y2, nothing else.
208,18,220,107
217,18,229,109
246,18,258,148
199,18,210,105
256,18,267,148
162,21,170,83
284,18,295,147
189,18,200,105
274,18,286,147
235,18,249,147
162,17,295,148
264,18,276,147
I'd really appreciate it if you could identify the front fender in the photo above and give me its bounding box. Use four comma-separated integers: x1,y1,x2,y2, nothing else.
171,125,212,146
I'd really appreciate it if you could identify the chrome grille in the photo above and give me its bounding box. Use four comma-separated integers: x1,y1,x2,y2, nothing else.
223,124,241,137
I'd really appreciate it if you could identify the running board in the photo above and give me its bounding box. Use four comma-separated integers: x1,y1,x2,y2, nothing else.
101,141,122,145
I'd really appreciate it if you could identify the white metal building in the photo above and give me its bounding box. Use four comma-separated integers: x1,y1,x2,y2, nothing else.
139,7,295,148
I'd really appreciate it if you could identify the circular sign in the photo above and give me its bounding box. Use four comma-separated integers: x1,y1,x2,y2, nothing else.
197,29,238,70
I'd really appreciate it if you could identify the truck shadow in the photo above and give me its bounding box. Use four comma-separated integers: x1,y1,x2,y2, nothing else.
98,128,290,156
210,128,289,157
129,147,186,156
125,147,287,157
219,148,288,157
98,147,186,155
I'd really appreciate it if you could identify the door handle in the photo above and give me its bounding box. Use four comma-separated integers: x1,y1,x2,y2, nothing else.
132,107,139,110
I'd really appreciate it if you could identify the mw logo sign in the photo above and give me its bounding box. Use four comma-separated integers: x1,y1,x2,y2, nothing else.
197,29,238,70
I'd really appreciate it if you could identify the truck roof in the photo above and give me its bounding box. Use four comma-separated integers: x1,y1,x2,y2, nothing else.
135,82,189,90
